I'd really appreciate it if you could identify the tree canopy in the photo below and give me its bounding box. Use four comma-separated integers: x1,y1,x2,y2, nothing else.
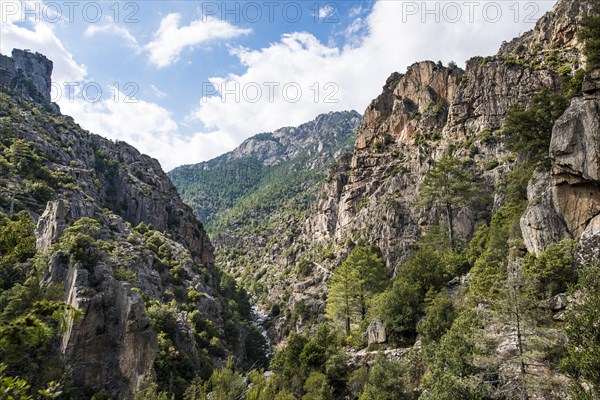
326,246,387,335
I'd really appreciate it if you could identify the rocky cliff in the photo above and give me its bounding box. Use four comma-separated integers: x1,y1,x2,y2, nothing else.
0,49,54,104
522,70,600,261
0,50,257,399
170,111,361,342
307,0,595,269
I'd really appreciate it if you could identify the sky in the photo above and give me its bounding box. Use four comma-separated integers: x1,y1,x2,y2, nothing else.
1,0,556,171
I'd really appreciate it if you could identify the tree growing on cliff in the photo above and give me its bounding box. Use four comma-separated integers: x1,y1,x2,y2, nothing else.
503,89,568,165
420,156,476,249
580,5,600,71
562,262,600,399
326,246,387,335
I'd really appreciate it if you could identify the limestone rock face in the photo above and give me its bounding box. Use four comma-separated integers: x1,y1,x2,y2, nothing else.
551,95,600,183
521,71,600,254
59,260,158,397
0,49,53,101
367,318,386,345
555,95,600,261
355,61,463,150
445,59,562,139
520,170,571,255
0,48,247,398
578,214,600,265
498,0,593,56
309,152,353,241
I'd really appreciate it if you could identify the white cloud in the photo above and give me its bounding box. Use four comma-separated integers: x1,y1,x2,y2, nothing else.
150,84,167,98
0,20,87,84
144,13,252,68
318,5,335,19
184,0,556,164
84,22,140,51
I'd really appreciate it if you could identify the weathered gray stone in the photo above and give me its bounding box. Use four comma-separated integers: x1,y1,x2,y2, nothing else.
367,318,387,345
0,49,53,101
521,170,571,254
577,214,600,265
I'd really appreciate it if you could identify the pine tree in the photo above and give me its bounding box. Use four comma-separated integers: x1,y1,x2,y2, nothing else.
326,246,387,335
327,258,360,335
580,5,600,71
420,156,476,249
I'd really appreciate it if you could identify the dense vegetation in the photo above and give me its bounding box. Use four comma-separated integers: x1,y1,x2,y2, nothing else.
0,85,268,399
3,4,600,399
149,73,600,399
169,120,356,238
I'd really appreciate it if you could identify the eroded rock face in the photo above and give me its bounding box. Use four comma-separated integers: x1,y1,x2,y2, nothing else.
60,262,157,398
520,170,571,255
355,62,463,150
367,318,387,345
0,48,246,398
551,95,600,182
578,214,600,265
445,59,562,139
552,80,600,254
0,49,53,101
498,0,594,57
523,72,600,254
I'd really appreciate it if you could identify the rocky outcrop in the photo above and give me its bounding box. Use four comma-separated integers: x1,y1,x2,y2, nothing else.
367,318,387,345
0,49,53,102
520,170,571,254
60,260,158,397
522,71,600,254
355,61,463,150
498,0,594,57
552,73,600,255
0,48,253,398
444,58,562,140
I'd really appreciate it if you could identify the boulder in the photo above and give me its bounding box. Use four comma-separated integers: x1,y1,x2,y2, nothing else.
367,318,387,345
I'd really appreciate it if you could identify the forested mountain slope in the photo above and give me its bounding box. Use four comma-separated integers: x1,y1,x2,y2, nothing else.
172,0,600,398
0,49,266,399
169,110,360,230
2,0,600,398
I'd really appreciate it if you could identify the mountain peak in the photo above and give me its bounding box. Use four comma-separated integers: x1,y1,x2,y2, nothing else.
0,49,53,102
220,110,361,167
499,0,597,56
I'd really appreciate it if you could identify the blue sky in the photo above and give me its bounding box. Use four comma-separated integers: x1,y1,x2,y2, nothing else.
1,0,555,170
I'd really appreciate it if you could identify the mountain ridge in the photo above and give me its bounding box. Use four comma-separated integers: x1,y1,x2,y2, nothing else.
0,49,265,399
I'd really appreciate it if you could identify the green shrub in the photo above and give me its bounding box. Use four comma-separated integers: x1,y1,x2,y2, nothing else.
114,267,137,283
522,239,577,298
359,356,413,400
580,8,600,71
503,89,568,165
417,289,456,345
